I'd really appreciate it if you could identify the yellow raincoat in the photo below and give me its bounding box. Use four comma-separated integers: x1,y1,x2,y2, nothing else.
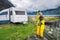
36,12,45,37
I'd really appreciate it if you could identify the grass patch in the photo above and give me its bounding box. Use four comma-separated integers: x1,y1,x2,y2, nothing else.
0,22,36,40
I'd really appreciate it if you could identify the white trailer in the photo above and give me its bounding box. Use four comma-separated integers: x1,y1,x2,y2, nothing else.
9,7,28,24
0,7,28,24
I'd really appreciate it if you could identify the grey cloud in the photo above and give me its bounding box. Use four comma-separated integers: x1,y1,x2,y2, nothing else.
9,0,60,11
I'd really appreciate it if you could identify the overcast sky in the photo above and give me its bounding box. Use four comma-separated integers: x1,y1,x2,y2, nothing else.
9,0,60,11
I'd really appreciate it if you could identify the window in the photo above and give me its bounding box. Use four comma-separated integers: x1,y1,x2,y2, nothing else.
15,11,25,15
0,12,8,15
10,11,12,15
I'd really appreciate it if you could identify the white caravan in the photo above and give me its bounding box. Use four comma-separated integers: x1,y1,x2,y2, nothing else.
9,7,28,24
0,7,28,24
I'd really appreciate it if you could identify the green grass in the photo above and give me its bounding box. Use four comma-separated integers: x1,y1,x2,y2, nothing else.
0,22,36,40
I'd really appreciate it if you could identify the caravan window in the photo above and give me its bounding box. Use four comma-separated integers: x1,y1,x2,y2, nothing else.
0,12,8,15
10,11,12,15
15,11,25,15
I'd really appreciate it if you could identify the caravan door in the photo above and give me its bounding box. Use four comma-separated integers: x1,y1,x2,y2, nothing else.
9,10,14,22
